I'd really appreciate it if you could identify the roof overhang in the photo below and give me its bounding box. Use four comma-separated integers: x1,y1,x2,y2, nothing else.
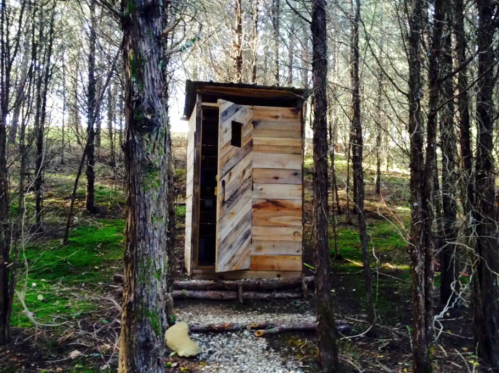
182,80,308,120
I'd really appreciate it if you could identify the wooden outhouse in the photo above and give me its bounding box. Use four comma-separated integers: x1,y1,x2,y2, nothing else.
183,81,306,279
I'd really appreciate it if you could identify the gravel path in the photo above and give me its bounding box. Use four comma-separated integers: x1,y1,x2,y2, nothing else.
175,301,314,373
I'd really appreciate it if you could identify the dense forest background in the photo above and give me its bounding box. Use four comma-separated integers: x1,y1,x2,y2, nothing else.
0,0,498,372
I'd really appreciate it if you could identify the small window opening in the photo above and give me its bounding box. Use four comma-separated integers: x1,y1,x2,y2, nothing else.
231,121,243,147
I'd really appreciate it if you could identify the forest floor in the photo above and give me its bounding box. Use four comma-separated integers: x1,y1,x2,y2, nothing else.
0,136,477,373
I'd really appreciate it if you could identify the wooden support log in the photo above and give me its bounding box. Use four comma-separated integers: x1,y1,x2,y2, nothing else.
113,274,314,291
173,289,303,301
254,321,318,336
188,320,352,335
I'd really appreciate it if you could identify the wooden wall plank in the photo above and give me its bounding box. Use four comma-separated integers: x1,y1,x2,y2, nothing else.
253,128,301,139
251,240,303,256
254,144,302,155
253,107,300,122
252,199,302,212
250,255,302,271
253,137,302,147
252,169,302,185
253,153,302,169
252,210,302,227
192,269,302,280
253,184,302,200
252,226,303,241
253,121,301,132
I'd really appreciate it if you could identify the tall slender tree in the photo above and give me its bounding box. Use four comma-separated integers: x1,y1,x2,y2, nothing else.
439,5,458,305
473,0,499,366
406,0,433,369
251,0,259,83
86,0,98,213
311,0,339,369
272,0,280,85
350,0,375,329
233,0,243,82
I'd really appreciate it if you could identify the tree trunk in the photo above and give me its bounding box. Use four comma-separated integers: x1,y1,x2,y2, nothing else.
234,0,243,83
453,0,473,217
7,4,31,144
251,0,259,83
439,7,458,305
350,0,375,329
107,82,116,168
272,0,280,86
406,0,432,370
473,0,499,366
61,53,66,165
86,0,97,214
375,66,383,195
311,0,339,369
0,0,10,342
287,22,294,85
118,0,172,372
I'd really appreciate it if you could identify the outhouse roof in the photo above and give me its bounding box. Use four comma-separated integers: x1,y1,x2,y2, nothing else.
183,80,308,119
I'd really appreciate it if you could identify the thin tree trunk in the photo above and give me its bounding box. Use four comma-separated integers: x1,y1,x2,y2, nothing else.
453,0,473,217
272,0,280,86
375,66,383,195
0,0,10,343
287,22,294,85
234,0,243,83
8,4,31,144
311,0,339,369
108,82,116,167
345,140,352,224
61,52,66,165
406,0,432,370
251,0,259,83
0,0,27,346
350,0,375,329
86,0,97,214
473,0,499,366
118,0,172,371
439,7,458,305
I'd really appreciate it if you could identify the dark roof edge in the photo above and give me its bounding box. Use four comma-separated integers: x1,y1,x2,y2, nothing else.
182,80,309,119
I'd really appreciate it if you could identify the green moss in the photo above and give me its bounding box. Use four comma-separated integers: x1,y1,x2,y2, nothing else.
10,219,125,328
175,205,186,218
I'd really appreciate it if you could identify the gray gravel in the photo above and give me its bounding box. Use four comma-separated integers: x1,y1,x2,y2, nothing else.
175,302,312,373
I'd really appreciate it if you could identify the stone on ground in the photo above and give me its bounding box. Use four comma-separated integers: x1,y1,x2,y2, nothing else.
165,322,200,357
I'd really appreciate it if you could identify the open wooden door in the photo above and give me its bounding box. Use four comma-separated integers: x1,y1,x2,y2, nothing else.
215,100,254,272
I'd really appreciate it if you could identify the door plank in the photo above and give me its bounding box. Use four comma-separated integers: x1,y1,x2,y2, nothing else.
216,100,253,273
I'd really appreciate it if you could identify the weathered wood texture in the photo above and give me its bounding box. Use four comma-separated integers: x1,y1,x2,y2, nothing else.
184,100,200,275
185,102,303,277
251,106,303,272
216,100,254,272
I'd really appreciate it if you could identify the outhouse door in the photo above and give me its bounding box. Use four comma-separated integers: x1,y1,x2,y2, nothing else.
215,100,254,272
